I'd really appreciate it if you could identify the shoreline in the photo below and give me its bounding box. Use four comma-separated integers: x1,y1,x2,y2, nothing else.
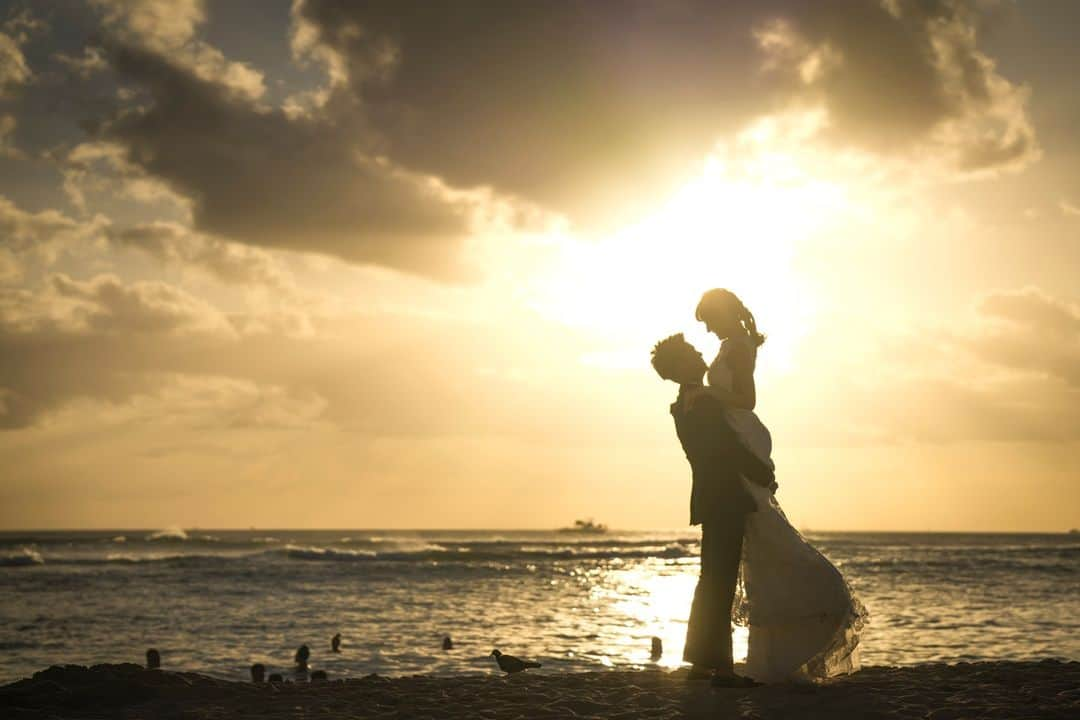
3,661,1077,719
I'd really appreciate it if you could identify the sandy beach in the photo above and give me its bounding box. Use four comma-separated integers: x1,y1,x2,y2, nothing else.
2,661,1077,719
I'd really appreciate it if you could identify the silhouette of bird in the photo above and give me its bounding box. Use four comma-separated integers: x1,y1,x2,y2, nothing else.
331,633,341,653
490,649,541,674
145,648,160,669
442,636,453,651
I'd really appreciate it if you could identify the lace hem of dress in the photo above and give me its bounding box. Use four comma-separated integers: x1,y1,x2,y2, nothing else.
801,594,868,679
731,494,870,682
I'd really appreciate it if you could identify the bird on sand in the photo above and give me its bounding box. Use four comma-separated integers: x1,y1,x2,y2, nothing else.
490,649,541,674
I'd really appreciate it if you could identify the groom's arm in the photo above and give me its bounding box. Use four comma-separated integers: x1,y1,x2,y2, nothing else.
688,395,776,492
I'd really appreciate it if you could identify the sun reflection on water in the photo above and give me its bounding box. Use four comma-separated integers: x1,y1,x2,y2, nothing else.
591,559,748,668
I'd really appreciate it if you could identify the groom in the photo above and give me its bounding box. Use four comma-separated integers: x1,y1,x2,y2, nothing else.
651,334,773,685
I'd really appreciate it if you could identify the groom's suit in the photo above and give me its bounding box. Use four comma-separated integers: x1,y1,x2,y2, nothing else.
670,386,775,671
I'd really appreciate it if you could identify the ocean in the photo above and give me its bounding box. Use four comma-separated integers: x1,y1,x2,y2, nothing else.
1,530,1077,684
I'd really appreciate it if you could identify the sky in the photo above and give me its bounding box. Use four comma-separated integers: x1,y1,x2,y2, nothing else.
0,0,1077,531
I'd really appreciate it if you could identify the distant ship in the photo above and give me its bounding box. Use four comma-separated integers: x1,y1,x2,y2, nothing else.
557,519,608,534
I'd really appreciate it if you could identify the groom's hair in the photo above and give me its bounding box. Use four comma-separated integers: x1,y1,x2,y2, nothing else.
651,333,696,381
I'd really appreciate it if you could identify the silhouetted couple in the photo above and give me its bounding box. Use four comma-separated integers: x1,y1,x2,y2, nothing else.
653,289,865,685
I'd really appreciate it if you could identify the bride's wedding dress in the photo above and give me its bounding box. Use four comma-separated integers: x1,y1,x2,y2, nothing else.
709,344,867,683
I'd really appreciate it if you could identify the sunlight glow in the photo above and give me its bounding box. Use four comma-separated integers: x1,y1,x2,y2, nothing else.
531,128,849,375
602,564,749,667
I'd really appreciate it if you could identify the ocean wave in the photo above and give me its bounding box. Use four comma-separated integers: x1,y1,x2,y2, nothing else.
847,556,1079,574
275,543,694,563
105,553,224,565
144,528,225,544
0,541,699,568
146,527,189,541
0,547,44,567
24,552,238,566
282,545,378,561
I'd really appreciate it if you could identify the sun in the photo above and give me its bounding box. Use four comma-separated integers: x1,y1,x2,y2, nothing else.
529,142,848,375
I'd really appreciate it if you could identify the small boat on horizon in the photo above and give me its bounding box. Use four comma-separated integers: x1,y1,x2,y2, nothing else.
557,519,608,534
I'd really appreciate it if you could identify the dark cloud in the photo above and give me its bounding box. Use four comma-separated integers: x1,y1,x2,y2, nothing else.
65,1,1037,282
293,0,1037,227
93,40,480,280
292,0,762,231
754,0,1038,173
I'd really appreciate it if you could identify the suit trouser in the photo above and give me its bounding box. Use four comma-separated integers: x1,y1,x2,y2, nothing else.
683,515,746,670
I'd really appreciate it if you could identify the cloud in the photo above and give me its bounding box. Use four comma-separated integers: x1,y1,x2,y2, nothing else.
62,141,185,212
965,288,1080,386
0,33,30,97
0,196,80,251
0,113,17,157
850,372,1080,444
91,0,205,50
0,8,44,98
0,248,19,283
862,287,1080,444
46,273,234,336
753,0,1038,175
1060,200,1080,218
0,263,618,438
90,40,490,280
0,272,235,428
290,0,770,233
52,46,108,78
89,0,265,100
0,195,108,275
71,0,1041,282
285,0,1040,230
108,221,294,290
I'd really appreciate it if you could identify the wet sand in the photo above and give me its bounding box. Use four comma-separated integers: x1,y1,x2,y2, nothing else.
2,661,1077,719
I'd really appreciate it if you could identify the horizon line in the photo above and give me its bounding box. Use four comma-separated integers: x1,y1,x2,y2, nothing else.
0,527,1075,534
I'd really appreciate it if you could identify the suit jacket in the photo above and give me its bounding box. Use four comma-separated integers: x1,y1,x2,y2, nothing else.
670,387,775,525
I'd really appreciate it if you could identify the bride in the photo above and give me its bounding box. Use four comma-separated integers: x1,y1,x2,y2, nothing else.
691,288,866,683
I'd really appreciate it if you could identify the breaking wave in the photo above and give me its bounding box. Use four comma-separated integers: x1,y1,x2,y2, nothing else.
0,548,44,567
1,540,699,567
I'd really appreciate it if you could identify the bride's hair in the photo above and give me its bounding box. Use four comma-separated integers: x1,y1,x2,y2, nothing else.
695,288,766,347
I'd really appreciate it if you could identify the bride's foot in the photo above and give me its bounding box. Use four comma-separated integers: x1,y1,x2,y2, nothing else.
710,673,761,688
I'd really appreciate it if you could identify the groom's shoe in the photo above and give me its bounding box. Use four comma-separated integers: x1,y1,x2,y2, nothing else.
711,673,761,689
686,666,714,682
